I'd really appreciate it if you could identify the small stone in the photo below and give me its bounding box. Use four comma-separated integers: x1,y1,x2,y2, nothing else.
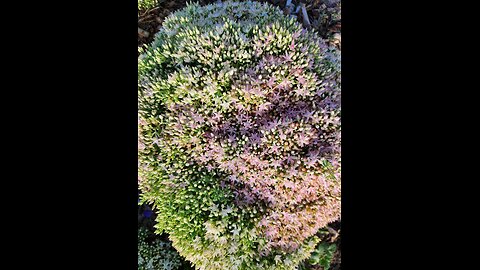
333,33,341,43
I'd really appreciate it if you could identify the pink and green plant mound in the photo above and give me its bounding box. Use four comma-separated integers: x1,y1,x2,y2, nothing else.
138,1,340,269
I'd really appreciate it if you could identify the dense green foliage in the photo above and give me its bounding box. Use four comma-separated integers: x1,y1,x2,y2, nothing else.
138,0,159,11
138,227,183,270
308,242,337,269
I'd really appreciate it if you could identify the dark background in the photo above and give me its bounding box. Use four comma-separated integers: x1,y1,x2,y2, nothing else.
3,0,474,269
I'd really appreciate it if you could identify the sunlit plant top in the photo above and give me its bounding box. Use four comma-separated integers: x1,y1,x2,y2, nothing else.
138,0,159,11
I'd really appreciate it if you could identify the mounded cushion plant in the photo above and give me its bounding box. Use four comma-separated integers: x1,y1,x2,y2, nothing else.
138,1,341,269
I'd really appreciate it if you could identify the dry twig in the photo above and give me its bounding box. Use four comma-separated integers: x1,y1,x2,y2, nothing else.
327,226,340,242
293,5,301,14
139,6,160,18
284,0,294,15
300,3,311,29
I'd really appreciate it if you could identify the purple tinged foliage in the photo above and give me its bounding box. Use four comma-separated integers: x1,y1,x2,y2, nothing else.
296,133,310,147
305,157,317,168
284,155,296,165
250,133,262,144
283,52,293,62
294,86,310,98
289,40,295,51
277,79,292,90
288,167,299,177
257,102,271,113
270,145,280,154
206,164,214,172
297,75,307,86
267,76,276,88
